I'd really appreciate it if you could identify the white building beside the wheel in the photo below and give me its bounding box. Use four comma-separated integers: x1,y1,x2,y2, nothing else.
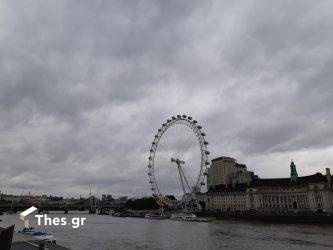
206,157,255,212
207,157,255,187
247,169,333,213
205,156,333,214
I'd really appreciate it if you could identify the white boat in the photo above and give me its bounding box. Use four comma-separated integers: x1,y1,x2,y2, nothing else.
196,217,212,222
145,213,170,219
19,227,56,244
170,213,197,221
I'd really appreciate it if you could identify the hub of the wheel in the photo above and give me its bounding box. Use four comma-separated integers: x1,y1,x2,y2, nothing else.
170,157,185,165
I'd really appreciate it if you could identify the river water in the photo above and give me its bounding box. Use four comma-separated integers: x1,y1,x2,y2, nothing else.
1,212,333,250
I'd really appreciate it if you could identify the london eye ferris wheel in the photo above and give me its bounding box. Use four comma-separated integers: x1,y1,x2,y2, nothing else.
147,115,210,209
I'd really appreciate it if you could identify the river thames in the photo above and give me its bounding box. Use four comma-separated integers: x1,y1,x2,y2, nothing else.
1,213,333,250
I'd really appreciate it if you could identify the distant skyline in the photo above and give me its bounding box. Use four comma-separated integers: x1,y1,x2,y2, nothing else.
0,1,333,197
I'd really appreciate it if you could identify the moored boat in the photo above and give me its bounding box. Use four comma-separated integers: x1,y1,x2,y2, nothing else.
112,212,128,217
196,217,211,222
145,212,170,219
170,212,197,221
19,227,56,244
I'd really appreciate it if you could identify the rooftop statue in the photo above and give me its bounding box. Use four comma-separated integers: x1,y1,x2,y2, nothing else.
290,160,298,182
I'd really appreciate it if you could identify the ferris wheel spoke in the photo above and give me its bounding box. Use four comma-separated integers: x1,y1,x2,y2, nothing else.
183,127,193,149
157,139,168,154
187,156,202,163
178,133,189,156
182,130,194,151
163,135,173,153
174,125,181,157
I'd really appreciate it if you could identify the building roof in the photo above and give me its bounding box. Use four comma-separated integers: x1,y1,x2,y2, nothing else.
211,156,235,163
249,173,328,187
235,163,246,168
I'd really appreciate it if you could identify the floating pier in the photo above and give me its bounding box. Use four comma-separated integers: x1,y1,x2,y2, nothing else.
0,226,72,250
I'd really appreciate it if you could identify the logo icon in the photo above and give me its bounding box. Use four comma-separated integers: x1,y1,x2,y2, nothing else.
20,206,37,228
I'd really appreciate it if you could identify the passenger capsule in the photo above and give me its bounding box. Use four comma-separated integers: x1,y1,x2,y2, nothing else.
154,135,159,138
149,180,153,183
148,173,152,176
172,116,176,120
205,151,210,154
152,142,156,145
148,156,152,160
204,141,208,145
201,132,206,136
177,115,181,118
151,188,155,191
162,124,165,127
197,125,202,129
167,119,171,122
193,120,197,123
205,161,210,165
188,117,192,120
150,149,154,153
182,115,187,118
148,164,152,168
200,182,205,185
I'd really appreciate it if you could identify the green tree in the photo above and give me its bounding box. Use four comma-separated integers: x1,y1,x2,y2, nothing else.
125,197,158,210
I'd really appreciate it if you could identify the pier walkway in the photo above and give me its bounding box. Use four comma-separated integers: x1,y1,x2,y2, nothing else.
1,226,71,250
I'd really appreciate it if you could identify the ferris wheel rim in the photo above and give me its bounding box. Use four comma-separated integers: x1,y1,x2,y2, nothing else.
147,114,210,204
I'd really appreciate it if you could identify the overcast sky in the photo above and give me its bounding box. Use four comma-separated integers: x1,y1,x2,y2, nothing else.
0,0,333,198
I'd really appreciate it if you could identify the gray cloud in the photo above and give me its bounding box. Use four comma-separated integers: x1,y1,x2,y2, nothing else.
0,0,333,197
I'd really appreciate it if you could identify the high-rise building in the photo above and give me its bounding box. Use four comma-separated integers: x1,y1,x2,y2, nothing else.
207,157,253,189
